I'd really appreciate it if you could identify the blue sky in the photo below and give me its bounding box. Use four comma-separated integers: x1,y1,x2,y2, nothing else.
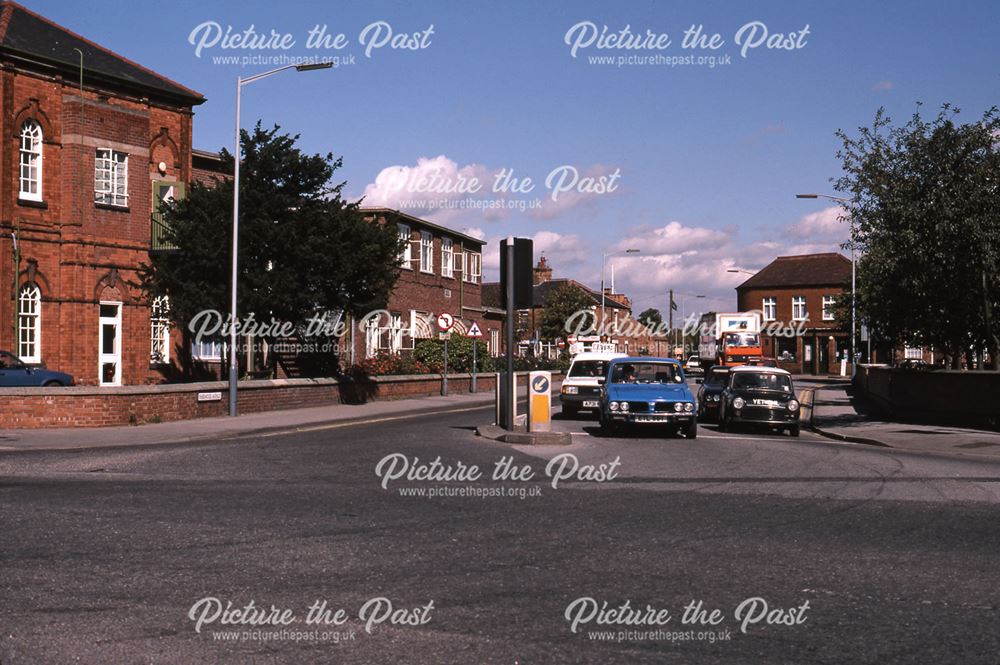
36,0,1000,316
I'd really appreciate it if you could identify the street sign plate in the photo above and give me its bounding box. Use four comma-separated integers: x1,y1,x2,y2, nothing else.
436,312,454,331
466,321,483,338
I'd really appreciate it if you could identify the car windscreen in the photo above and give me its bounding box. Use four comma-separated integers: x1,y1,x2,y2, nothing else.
568,360,608,378
731,372,792,392
705,369,729,385
610,362,682,384
724,332,760,347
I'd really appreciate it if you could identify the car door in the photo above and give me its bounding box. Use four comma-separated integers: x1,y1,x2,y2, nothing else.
0,352,33,386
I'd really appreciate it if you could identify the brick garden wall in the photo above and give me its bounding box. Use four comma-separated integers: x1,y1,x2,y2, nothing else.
854,366,1000,430
0,371,561,429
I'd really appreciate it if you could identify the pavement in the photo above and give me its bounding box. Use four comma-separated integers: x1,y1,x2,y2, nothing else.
5,373,1000,461
803,378,1000,459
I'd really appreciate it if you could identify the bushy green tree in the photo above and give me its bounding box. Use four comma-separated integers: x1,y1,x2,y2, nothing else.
541,282,596,342
835,105,1000,368
139,123,403,376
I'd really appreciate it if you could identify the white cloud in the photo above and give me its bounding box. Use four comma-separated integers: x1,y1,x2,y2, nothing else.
786,206,848,240
871,80,894,93
614,221,730,254
461,226,486,240
481,230,588,280
528,164,623,220
360,155,494,223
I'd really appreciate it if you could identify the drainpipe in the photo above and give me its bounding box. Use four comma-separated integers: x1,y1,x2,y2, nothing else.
10,230,19,348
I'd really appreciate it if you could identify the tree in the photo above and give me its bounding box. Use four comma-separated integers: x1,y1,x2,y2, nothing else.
835,105,1000,369
139,123,404,376
638,307,663,329
540,282,595,342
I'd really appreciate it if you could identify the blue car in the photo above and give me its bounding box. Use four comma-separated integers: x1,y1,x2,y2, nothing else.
598,357,698,438
0,350,74,386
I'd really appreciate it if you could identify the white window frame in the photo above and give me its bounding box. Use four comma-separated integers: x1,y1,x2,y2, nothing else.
762,296,776,322
98,301,123,386
792,296,807,321
18,283,41,363
490,328,500,356
192,340,223,361
904,347,923,360
398,224,412,269
95,149,129,207
441,238,454,278
19,120,42,202
419,231,434,273
822,295,836,321
464,252,481,283
150,296,171,364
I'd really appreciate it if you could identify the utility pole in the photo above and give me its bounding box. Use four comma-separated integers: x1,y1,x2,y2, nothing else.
668,289,674,355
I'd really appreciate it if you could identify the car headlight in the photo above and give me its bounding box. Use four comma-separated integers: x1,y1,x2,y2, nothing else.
684,402,693,412
732,397,745,409
563,386,578,394
712,395,720,402
788,399,800,411
609,401,619,411
673,402,683,412
620,402,629,411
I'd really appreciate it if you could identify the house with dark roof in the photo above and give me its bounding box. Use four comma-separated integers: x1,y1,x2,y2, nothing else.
735,253,853,374
0,1,206,385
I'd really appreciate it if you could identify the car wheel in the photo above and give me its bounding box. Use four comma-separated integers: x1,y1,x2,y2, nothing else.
43,380,64,387
789,424,800,437
599,413,616,436
685,420,698,439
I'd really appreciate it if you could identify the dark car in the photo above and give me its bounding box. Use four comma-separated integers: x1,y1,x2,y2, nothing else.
718,366,800,436
0,350,74,387
598,357,698,439
745,357,778,368
695,365,730,421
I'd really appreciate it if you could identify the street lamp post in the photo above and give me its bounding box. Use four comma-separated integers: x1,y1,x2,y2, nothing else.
229,62,332,417
796,193,856,379
600,248,640,334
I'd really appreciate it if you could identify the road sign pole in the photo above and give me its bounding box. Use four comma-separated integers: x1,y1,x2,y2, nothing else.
471,340,477,393
442,337,449,396
504,238,515,430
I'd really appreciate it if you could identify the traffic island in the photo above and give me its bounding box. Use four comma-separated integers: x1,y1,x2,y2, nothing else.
476,424,572,446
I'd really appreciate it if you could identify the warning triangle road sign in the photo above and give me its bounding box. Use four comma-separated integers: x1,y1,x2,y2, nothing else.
466,322,483,338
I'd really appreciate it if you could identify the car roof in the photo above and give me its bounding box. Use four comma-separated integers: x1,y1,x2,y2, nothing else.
610,356,681,365
730,365,791,375
569,352,627,362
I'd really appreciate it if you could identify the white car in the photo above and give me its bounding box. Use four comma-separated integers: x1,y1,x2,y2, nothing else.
559,351,627,417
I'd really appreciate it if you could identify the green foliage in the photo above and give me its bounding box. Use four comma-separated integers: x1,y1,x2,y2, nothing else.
414,337,494,373
351,352,432,377
541,282,596,342
139,123,404,374
835,104,1000,368
638,307,663,328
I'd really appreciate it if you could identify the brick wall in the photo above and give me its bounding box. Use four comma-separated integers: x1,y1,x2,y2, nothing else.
0,65,195,387
0,371,560,429
854,365,1000,430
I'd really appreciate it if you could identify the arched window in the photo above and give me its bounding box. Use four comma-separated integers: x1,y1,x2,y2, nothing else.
19,121,42,201
18,283,41,363
150,296,170,364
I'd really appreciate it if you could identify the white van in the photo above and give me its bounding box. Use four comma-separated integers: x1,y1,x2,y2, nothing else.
559,351,627,417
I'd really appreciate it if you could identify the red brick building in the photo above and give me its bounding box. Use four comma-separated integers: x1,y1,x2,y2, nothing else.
0,1,204,385
735,253,852,374
346,208,503,362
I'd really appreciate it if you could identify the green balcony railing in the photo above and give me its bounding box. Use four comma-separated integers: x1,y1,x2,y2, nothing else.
151,212,178,252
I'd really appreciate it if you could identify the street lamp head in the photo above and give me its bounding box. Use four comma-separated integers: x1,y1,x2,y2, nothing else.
795,193,819,199
625,248,640,253
295,62,334,72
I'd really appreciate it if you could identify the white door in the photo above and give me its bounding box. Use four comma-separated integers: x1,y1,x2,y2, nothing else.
99,302,122,386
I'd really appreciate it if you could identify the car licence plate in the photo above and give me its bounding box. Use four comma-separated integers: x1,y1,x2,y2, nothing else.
582,400,599,408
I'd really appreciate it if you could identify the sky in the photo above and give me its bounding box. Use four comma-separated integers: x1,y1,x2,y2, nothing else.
35,0,1000,319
